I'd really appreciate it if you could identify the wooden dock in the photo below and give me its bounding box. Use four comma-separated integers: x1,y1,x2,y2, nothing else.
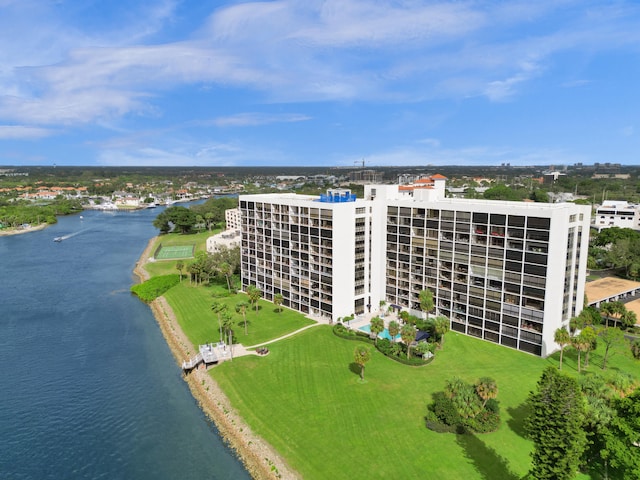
182,343,229,370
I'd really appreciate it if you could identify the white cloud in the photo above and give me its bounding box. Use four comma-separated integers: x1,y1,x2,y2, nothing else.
0,125,54,139
213,112,311,127
1,0,640,129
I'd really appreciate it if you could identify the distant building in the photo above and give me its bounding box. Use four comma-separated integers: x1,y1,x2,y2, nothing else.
594,201,640,231
349,169,383,184
225,207,242,231
542,171,565,184
206,230,241,254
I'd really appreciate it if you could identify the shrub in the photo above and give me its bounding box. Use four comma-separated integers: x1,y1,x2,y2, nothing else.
426,379,501,434
431,391,462,428
631,339,640,359
425,410,459,434
131,274,180,302
465,410,501,434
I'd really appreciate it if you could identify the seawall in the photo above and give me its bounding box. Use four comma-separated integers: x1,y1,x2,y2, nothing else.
133,237,299,480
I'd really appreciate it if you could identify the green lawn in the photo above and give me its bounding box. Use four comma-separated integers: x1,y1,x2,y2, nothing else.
210,327,637,480
144,230,218,277
163,282,315,347
143,231,638,479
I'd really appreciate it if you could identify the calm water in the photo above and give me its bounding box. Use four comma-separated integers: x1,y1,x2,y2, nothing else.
0,208,250,480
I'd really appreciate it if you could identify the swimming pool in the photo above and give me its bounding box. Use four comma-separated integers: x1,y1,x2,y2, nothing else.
358,324,400,341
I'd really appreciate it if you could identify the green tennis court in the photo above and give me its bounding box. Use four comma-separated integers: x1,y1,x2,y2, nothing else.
154,243,195,260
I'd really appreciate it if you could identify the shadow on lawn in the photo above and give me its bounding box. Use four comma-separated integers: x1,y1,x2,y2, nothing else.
456,433,520,480
506,402,530,439
348,362,363,377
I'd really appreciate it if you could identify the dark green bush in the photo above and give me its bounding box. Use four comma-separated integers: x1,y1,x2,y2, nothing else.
431,391,462,428
332,325,432,365
425,410,459,434
131,274,180,302
465,411,501,434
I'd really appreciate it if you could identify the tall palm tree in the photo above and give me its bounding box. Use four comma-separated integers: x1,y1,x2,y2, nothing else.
175,260,184,282
273,293,284,313
247,285,262,314
211,301,229,343
419,289,434,319
221,311,234,360
218,262,233,293
475,377,498,408
434,315,450,349
554,327,571,370
388,320,400,342
235,301,250,335
571,331,591,373
581,326,598,368
369,316,384,345
400,323,417,359
600,301,625,327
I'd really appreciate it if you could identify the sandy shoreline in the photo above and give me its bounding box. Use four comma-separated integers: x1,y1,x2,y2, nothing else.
0,223,49,236
133,237,299,480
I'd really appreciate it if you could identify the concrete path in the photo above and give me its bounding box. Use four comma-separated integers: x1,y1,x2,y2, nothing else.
231,322,324,358
226,310,389,359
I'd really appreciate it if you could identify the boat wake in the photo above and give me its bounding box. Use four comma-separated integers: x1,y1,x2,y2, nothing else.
54,228,90,242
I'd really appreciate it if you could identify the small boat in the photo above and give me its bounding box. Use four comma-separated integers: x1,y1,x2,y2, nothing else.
53,237,63,242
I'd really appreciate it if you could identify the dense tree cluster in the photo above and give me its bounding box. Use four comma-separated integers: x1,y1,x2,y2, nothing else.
184,247,240,287
588,227,640,277
425,377,500,434
152,196,239,234
526,367,640,479
0,198,82,228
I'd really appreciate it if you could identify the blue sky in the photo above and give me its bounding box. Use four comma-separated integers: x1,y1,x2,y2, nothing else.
0,0,639,167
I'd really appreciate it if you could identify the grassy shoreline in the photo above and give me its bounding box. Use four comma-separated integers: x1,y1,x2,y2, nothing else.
134,236,300,480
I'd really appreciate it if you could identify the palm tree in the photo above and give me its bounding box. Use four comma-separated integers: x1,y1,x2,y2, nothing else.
218,262,234,293
419,289,434,319
571,331,591,373
388,320,400,342
620,310,637,328
554,327,571,370
235,301,250,335
434,315,450,349
599,327,624,370
475,377,498,408
273,293,284,313
400,323,417,359
211,301,229,343
353,345,371,380
581,326,598,368
205,212,214,231
600,301,625,327
221,311,234,360
369,316,384,345
176,260,184,282
247,285,262,314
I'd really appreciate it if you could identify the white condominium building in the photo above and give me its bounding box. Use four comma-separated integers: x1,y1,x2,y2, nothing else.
240,176,591,357
594,200,640,231
225,207,242,231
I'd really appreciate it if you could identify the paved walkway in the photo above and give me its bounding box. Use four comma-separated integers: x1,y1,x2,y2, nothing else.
228,310,394,359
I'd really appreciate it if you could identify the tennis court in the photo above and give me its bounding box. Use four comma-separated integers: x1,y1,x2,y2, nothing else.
154,243,195,260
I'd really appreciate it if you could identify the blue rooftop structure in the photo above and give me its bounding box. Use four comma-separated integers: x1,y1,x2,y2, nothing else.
318,189,357,203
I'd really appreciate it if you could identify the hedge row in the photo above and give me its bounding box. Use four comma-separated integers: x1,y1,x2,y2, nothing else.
332,323,434,366
131,274,180,302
